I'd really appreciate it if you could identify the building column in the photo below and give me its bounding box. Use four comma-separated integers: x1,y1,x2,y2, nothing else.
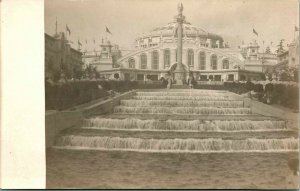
222,74,227,81
234,73,239,81
194,50,199,70
134,55,140,69
159,49,164,70
206,53,211,70
170,49,176,65
218,56,223,71
147,52,151,69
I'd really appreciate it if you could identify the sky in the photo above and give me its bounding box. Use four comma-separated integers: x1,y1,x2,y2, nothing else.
45,0,299,53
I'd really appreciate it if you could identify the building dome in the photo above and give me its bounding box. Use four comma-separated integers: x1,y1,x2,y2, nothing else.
149,20,222,40
135,19,224,49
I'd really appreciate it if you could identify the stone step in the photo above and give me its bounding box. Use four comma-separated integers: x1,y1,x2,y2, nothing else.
102,113,277,121
83,118,287,131
170,85,190,89
132,96,240,101
60,128,298,140
54,135,298,153
136,91,230,96
114,106,252,115
120,100,246,108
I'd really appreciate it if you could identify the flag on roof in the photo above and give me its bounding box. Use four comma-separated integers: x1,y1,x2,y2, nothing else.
253,28,258,36
66,25,71,35
106,26,112,35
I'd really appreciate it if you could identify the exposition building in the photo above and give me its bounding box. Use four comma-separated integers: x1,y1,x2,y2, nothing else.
96,5,264,82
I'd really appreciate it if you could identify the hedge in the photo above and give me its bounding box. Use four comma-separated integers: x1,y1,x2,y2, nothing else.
45,80,167,110
223,82,299,110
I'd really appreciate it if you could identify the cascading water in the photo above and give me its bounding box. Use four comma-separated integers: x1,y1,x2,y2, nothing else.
120,100,245,107
82,118,287,132
133,95,236,101
54,89,298,153
54,135,298,153
114,106,252,115
136,91,232,97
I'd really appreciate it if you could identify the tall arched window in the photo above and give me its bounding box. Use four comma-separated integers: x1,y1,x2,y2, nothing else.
128,58,135,69
187,49,194,67
211,54,217,70
152,51,159,70
199,51,206,70
222,59,229,69
140,54,147,69
164,49,170,69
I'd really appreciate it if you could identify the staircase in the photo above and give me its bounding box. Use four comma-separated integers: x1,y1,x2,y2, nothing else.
53,89,298,153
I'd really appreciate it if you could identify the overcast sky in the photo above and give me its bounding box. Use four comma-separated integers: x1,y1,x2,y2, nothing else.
45,0,299,52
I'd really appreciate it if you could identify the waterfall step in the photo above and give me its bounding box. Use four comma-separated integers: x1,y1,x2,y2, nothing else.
103,114,278,121
136,92,232,96
137,89,228,92
120,100,247,108
52,89,298,154
84,118,288,131
114,106,252,115
170,85,190,89
60,128,298,140
132,96,241,101
54,135,298,153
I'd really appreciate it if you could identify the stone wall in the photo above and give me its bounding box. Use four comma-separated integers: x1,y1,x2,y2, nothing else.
45,90,137,148
45,110,83,148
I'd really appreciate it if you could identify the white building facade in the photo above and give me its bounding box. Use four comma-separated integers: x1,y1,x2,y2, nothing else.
98,8,264,82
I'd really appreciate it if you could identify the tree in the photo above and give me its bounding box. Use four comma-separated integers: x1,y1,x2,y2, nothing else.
265,46,271,54
276,39,285,54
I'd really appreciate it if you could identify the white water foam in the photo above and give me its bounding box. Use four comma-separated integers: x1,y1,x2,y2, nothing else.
54,135,298,152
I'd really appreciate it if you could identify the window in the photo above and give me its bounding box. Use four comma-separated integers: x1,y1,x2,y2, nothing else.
128,58,135,69
199,51,206,70
140,54,147,69
152,51,159,70
211,54,217,70
164,49,170,69
222,59,229,69
187,49,194,67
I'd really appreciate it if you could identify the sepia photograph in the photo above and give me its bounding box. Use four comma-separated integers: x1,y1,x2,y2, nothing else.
44,0,299,189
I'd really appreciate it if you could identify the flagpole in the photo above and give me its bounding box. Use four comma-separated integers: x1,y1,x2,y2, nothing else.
55,17,58,35
65,25,68,41
294,26,295,41
105,27,107,41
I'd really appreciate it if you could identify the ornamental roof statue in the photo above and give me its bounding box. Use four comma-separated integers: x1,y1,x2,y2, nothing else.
177,2,183,14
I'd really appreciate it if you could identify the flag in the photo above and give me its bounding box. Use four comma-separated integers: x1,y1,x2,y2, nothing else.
78,39,82,46
253,28,258,36
106,26,112,35
66,25,71,35
271,41,273,45
85,40,87,44
93,39,95,44
295,26,299,31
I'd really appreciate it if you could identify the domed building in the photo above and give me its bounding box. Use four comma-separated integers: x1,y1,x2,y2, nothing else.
99,4,263,82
